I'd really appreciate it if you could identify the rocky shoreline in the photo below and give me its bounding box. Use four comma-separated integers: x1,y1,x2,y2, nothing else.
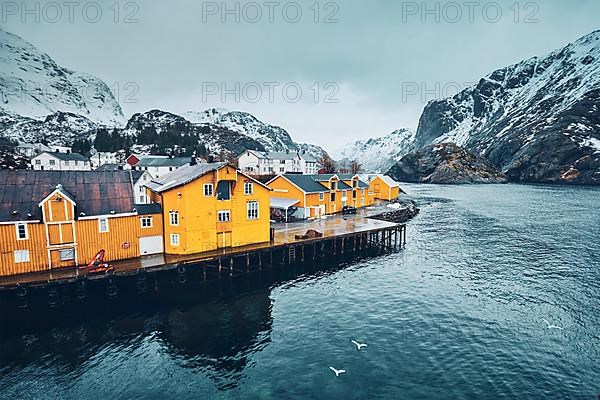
387,143,508,184
368,200,421,224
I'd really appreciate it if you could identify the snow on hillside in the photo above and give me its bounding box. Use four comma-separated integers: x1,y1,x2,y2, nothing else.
414,29,600,183
335,128,416,172
0,28,124,126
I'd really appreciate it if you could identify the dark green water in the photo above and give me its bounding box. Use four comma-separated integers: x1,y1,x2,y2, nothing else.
1,184,599,399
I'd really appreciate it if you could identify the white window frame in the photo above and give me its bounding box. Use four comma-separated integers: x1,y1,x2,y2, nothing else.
98,218,109,233
362,189,365,195
14,250,30,263
16,223,28,240
59,248,75,261
244,182,253,195
141,216,153,228
319,192,324,201
170,233,180,246
169,211,179,226
218,210,231,222
361,198,365,205
247,201,259,220
204,183,214,197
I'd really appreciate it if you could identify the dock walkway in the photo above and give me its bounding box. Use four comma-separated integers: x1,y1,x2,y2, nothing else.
0,215,403,289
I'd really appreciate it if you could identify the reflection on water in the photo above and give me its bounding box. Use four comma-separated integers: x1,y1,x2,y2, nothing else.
1,183,599,399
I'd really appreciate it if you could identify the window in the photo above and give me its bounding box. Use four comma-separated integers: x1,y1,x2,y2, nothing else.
353,180,358,188
139,195,146,203
16,223,28,240
361,198,365,205
330,192,336,202
216,181,231,200
14,250,30,263
362,189,365,195
98,218,109,233
247,201,259,220
218,210,231,222
353,190,357,199
139,186,144,193
170,233,180,246
169,211,179,226
244,182,253,195
343,190,347,197
319,192,324,201
331,181,337,190
204,183,214,197
49,160,56,166
141,216,153,228
59,248,75,261
35,160,41,165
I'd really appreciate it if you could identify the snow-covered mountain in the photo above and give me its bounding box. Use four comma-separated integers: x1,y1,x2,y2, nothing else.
0,28,124,126
414,30,600,184
184,108,297,151
335,128,416,172
0,28,325,161
121,108,327,158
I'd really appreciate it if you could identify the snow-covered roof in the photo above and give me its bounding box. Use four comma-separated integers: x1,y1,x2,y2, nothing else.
146,162,227,193
36,151,89,162
270,198,299,209
375,174,400,187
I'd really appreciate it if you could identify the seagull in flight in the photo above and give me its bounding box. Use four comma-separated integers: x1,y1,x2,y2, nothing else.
329,367,346,377
351,340,368,350
543,319,563,330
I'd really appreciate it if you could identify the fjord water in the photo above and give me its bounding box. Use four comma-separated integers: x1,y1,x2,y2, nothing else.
1,184,599,399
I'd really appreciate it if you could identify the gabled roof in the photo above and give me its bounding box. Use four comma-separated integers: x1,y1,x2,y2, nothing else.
0,170,153,222
96,163,126,171
36,152,89,162
39,184,77,206
241,149,267,159
267,151,301,161
337,174,370,189
146,162,270,193
274,174,329,193
136,156,191,168
370,174,400,188
313,174,337,181
271,173,370,193
146,162,227,193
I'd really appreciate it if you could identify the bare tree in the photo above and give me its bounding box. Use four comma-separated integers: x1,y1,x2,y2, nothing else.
350,160,362,174
318,153,336,174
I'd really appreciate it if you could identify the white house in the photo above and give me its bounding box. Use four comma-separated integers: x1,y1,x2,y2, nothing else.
132,170,153,204
30,152,92,171
238,150,319,176
90,152,118,169
132,156,191,179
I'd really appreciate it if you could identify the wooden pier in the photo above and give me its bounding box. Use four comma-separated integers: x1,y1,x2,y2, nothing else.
0,216,406,311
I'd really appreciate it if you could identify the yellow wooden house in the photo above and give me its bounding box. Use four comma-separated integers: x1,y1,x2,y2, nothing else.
0,171,164,277
267,174,374,219
364,174,402,201
146,162,271,255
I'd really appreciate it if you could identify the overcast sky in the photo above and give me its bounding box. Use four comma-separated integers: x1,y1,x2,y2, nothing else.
2,0,599,151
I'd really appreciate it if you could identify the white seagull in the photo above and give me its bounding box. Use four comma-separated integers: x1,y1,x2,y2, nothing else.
543,319,564,330
329,367,346,377
351,340,368,350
